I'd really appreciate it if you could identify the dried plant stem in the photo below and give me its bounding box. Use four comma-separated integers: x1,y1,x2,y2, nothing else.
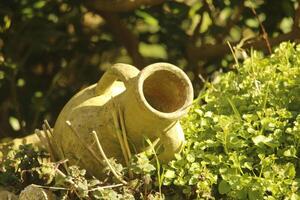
56,168,67,178
34,183,123,192
44,120,53,135
35,129,47,147
36,125,69,173
91,131,127,185
88,183,124,191
227,41,240,68
118,106,132,161
54,159,69,173
43,120,68,172
42,124,56,161
112,108,130,167
35,128,55,161
117,105,134,178
32,184,69,191
145,138,163,198
65,121,105,167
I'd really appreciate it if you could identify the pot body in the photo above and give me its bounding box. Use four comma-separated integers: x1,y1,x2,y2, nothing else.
52,63,193,177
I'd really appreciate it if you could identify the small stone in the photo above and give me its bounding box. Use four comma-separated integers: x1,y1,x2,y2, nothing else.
19,184,56,200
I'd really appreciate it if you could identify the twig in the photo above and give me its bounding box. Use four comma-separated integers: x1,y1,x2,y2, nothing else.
227,41,240,68
91,131,127,185
65,121,105,167
250,7,272,54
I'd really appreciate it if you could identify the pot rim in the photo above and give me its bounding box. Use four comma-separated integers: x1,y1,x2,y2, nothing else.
136,62,194,120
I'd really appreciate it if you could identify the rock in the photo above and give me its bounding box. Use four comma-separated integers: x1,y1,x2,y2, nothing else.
19,184,56,200
0,187,18,200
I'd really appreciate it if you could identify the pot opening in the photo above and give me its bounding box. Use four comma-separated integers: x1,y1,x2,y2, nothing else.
142,70,188,113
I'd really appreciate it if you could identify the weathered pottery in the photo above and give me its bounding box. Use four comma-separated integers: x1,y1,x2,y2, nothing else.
52,63,193,177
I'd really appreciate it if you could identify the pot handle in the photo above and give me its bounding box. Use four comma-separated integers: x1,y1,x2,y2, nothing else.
95,63,140,95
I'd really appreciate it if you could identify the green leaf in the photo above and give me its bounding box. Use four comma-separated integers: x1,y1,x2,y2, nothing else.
291,193,300,200
164,170,176,179
139,43,168,59
9,116,20,131
218,180,231,194
135,10,159,26
248,190,260,200
188,175,199,185
252,135,272,145
186,154,195,162
283,146,297,157
34,1,46,9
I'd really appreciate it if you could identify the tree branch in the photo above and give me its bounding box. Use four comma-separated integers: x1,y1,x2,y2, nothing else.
203,0,216,24
98,11,145,69
293,3,300,30
84,0,165,12
186,28,300,62
250,7,272,54
222,1,245,36
185,7,207,83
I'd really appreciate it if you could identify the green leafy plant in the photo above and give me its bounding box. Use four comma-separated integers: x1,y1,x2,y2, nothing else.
0,144,54,192
164,42,300,199
0,142,163,199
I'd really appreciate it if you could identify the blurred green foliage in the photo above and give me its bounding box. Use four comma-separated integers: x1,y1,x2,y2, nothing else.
0,0,299,137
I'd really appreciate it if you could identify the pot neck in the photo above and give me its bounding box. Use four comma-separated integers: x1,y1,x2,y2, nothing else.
133,63,193,121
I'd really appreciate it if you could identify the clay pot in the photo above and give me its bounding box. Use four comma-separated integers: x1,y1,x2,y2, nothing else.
52,63,193,177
